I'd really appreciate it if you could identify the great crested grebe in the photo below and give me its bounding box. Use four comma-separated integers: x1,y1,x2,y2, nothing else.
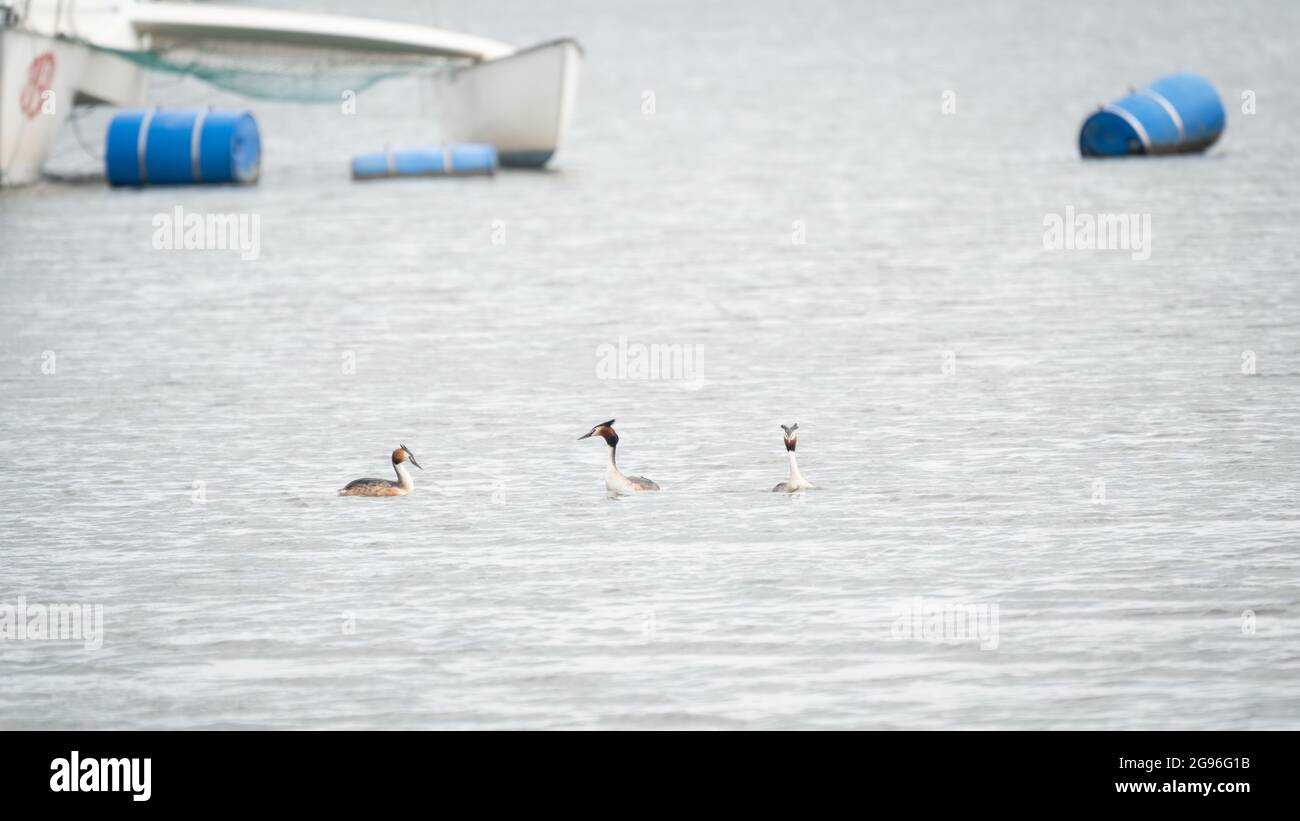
338,445,423,497
772,423,813,492
579,419,660,493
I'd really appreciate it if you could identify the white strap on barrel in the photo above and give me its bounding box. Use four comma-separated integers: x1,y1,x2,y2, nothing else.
1138,88,1185,142
1102,104,1151,150
385,146,396,176
135,107,157,185
442,146,453,174
190,107,209,183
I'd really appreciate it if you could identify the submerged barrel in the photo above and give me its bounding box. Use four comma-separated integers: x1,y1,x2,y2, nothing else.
1079,72,1225,157
351,144,498,179
106,109,261,186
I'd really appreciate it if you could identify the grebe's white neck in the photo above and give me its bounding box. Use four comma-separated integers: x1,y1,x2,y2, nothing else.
605,442,626,482
393,459,414,491
786,451,810,490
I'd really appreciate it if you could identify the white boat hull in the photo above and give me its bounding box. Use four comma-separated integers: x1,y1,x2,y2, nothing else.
434,39,582,168
1,0,146,187
0,29,145,187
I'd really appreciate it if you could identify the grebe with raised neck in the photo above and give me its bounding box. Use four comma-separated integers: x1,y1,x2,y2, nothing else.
772,423,813,492
339,445,423,497
579,419,660,493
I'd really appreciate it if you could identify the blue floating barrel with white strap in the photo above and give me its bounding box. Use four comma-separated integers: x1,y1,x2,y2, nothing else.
105,109,261,186
351,144,498,179
1079,72,1225,157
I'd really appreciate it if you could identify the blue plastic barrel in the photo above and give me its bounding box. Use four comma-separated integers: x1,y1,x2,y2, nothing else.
1079,72,1225,157
105,109,260,186
351,145,498,179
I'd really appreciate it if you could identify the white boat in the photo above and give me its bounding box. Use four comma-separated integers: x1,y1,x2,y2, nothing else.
0,0,581,187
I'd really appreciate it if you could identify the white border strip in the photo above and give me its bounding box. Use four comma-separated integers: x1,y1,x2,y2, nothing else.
1102,104,1151,150
135,108,157,184
1139,88,1185,142
190,108,208,182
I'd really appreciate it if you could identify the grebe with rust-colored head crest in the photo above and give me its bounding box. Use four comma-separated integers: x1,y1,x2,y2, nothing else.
772,423,813,492
339,445,423,497
579,419,660,494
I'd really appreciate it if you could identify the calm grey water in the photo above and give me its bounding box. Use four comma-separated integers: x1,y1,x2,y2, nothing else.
2,0,1299,729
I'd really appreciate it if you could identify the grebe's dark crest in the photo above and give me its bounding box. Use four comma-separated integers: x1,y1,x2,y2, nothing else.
578,419,618,446
781,423,798,452
393,444,422,469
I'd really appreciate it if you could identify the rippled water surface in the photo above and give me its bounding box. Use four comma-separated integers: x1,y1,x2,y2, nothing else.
2,0,1299,728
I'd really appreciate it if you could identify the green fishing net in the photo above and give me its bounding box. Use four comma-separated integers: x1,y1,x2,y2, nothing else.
86,37,458,102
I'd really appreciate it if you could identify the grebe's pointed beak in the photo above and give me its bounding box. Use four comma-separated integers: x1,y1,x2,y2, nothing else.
578,430,594,440
400,444,423,470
